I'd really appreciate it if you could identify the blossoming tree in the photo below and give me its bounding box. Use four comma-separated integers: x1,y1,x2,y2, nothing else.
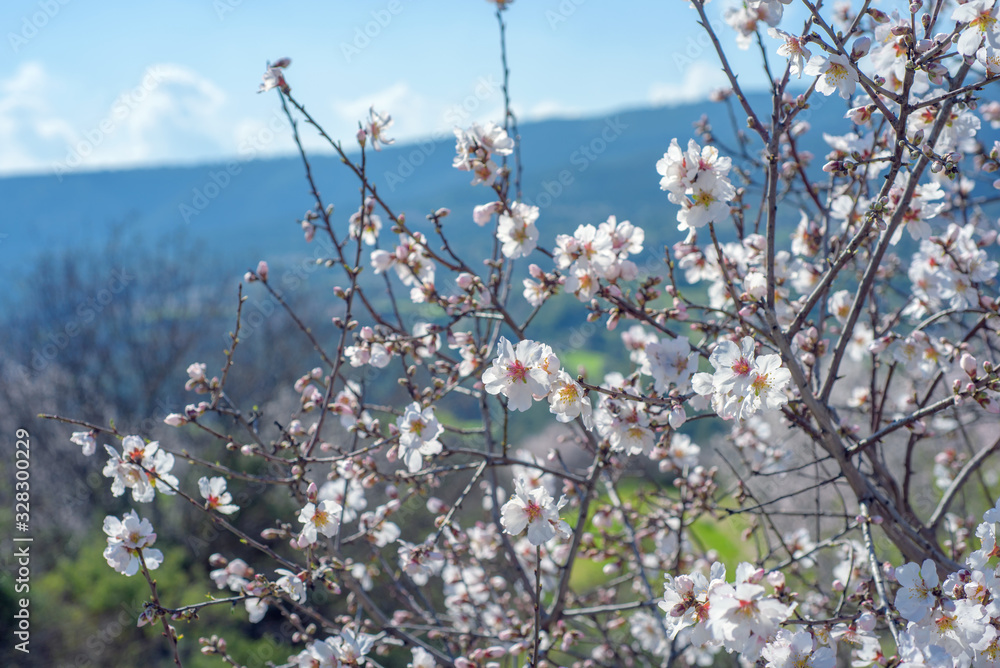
48,0,1000,665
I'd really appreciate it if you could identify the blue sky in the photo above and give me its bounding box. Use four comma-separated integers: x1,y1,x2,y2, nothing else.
0,0,772,177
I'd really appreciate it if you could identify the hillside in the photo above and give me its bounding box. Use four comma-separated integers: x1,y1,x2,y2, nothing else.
1,92,846,299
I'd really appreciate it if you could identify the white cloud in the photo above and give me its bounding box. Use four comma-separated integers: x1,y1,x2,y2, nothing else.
647,61,728,106
522,100,581,121
0,62,76,175
0,62,242,177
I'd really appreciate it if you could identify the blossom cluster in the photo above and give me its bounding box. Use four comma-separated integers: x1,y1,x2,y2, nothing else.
61,2,1000,665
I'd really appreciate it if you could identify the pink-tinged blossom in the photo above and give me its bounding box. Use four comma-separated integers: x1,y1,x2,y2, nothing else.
319,475,368,525
144,448,178,496
102,440,155,503
274,568,308,603
210,557,251,591
657,139,736,231
365,107,394,151
910,597,987,658
348,198,382,245
710,336,756,396
660,562,727,645
600,215,644,256
497,202,539,259
740,354,791,418
554,223,615,271
656,432,701,473
656,138,695,194
643,337,698,393
564,264,601,301
707,577,793,657
331,628,376,665
453,122,514,186
103,510,163,576
245,597,267,623
371,233,435,288
804,53,859,99
409,646,439,668
596,399,655,456
768,28,812,78
71,430,96,456
163,413,187,427
894,558,939,622
725,1,783,50
258,66,289,94
199,476,239,514
396,402,444,473
622,325,659,366
761,629,836,668
482,337,553,411
547,370,593,429
398,540,443,586
297,499,343,545
952,0,1000,57
473,201,503,226
500,477,570,546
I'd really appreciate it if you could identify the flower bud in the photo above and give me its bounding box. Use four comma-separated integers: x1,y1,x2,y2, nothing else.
961,352,978,378
851,36,872,60
868,7,889,22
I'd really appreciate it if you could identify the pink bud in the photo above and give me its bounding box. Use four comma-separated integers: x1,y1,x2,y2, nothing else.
256,260,269,282
426,497,447,513
850,36,871,60
164,413,188,426
961,352,977,378
306,482,318,501
868,336,891,354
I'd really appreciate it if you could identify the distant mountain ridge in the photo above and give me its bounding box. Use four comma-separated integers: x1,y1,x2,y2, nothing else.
2,91,846,297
